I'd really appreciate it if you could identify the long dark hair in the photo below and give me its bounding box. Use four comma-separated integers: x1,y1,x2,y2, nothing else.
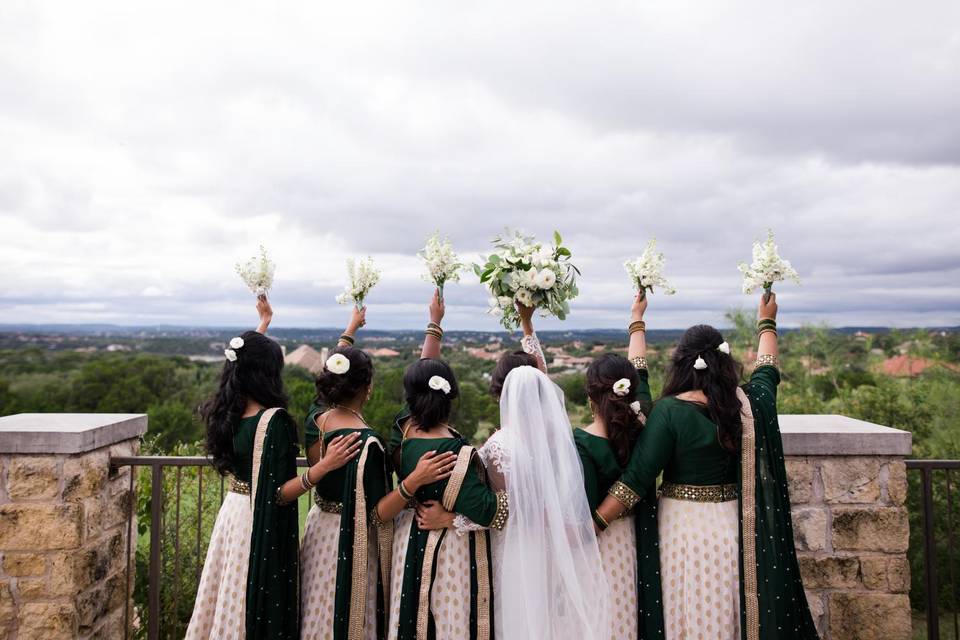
490,351,539,398
201,331,289,475
403,358,459,431
315,346,374,406
661,324,743,452
586,353,643,466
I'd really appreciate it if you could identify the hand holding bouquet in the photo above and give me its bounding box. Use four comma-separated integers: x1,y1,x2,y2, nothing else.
336,257,381,309
475,230,580,331
418,232,463,302
623,238,676,299
235,245,276,298
738,230,800,299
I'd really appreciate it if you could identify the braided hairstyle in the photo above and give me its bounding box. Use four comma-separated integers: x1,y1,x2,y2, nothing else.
586,353,643,466
661,324,743,452
201,331,288,475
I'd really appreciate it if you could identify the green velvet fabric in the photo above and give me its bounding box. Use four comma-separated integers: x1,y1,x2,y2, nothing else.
245,409,301,640
395,436,497,640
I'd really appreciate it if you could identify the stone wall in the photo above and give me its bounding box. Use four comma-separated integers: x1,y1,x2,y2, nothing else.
780,415,913,640
0,414,146,640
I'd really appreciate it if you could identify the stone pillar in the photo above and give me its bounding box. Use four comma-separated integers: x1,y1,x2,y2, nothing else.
0,413,146,640
780,415,913,640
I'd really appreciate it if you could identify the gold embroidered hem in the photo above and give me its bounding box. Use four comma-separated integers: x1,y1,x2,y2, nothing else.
609,480,641,509
229,478,251,495
660,482,739,503
313,492,344,514
489,491,509,531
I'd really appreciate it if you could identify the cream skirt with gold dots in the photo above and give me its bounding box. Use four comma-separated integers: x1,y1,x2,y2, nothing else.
658,496,740,640
185,491,251,640
300,505,381,640
597,516,637,640
387,510,474,640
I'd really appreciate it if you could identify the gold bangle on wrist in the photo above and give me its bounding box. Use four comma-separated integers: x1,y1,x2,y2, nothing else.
339,333,355,346
628,320,646,335
593,510,609,532
398,481,414,501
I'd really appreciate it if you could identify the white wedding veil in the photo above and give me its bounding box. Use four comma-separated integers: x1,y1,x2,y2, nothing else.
496,366,610,639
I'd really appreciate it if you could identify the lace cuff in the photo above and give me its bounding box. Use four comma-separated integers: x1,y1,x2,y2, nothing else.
452,514,488,536
521,331,547,370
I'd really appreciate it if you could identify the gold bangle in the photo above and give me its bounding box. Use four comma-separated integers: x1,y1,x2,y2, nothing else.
427,322,443,332
339,334,355,346
758,328,778,338
756,353,780,368
628,320,646,335
593,510,609,531
398,481,414,501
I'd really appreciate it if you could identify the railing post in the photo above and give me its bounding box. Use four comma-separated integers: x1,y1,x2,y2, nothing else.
921,467,939,640
149,464,163,640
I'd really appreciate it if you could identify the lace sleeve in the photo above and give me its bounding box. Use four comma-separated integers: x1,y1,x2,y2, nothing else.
520,331,547,372
452,513,488,536
453,433,509,536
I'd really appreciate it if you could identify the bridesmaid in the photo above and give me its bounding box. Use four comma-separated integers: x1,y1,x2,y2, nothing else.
186,296,360,640
575,292,656,640
594,292,819,640
387,293,507,640
300,305,456,640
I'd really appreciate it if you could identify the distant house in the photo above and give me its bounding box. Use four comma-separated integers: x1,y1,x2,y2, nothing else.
285,344,328,375
364,347,400,358
882,355,938,377
465,347,505,362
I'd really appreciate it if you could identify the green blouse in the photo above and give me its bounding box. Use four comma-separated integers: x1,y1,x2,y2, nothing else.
230,409,295,484
575,429,625,512
620,395,738,493
399,436,500,526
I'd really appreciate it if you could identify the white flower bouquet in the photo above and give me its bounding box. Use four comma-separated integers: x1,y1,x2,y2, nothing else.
418,232,463,301
738,230,801,296
235,244,276,297
335,257,381,309
474,229,580,331
623,238,676,298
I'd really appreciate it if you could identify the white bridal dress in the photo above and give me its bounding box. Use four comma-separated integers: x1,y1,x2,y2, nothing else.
455,366,611,640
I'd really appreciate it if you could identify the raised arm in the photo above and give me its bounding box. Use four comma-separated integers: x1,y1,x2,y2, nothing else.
256,295,273,334
756,292,779,362
518,302,547,373
420,289,445,360
628,292,653,415
337,305,366,348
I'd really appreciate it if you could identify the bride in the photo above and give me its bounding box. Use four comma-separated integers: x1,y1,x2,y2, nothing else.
418,304,610,639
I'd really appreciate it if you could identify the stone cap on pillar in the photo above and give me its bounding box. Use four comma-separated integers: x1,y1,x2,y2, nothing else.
0,413,147,454
779,414,912,457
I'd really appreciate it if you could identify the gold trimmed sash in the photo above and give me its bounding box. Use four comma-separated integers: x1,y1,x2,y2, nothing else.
250,407,281,514
346,437,376,640
416,445,477,640
737,387,760,640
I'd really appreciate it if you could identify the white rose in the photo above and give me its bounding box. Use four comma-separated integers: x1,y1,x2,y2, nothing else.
428,375,452,394
630,401,642,415
532,247,553,266
535,268,557,290
612,378,631,397
515,288,534,307
718,341,731,355
521,269,538,288
224,348,237,362
325,353,351,375
497,296,513,308
229,336,245,349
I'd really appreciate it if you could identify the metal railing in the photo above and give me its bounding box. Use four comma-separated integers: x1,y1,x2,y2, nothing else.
113,455,960,639
907,459,960,640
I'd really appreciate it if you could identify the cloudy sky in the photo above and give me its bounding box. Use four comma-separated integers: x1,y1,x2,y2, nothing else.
2,0,959,330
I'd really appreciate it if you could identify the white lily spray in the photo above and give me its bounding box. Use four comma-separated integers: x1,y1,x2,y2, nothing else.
738,230,801,298
335,257,381,310
235,245,276,297
418,232,464,302
624,238,677,299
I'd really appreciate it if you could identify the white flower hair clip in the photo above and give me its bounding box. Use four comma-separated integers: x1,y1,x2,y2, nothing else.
612,378,632,397
693,356,708,370
428,375,452,394
325,353,351,375
717,341,730,355
224,336,245,362
630,400,642,415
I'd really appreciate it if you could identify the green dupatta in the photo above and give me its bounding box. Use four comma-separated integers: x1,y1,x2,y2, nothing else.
246,407,301,640
329,430,394,640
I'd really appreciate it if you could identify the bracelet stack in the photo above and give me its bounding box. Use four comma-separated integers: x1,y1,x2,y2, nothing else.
398,481,414,501
628,320,646,336
425,322,443,342
757,319,777,338
300,469,316,493
339,333,356,346
593,510,609,532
